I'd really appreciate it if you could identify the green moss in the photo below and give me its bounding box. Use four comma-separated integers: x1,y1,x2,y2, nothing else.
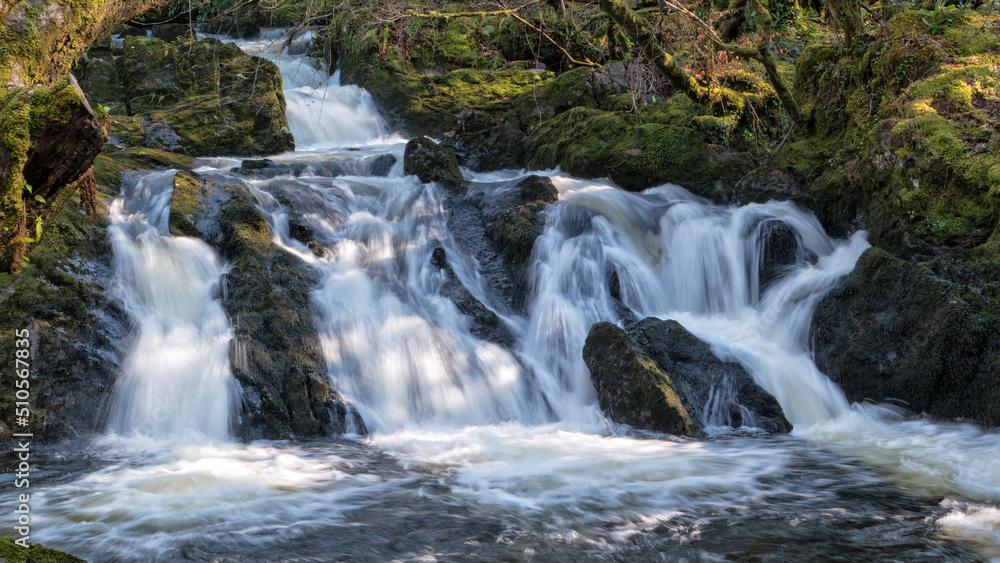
27,79,84,139
0,537,85,562
168,170,204,237
357,65,550,137
527,107,752,193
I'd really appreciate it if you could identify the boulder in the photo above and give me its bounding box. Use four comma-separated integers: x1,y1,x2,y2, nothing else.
757,218,801,291
449,123,528,172
99,35,295,157
403,136,464,191
628,317,792,433
583,322,698,436
812,247,1000,427
146,168,363,440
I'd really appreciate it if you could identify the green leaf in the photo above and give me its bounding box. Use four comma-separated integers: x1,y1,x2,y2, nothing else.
34,216,42,240
34,195,45,203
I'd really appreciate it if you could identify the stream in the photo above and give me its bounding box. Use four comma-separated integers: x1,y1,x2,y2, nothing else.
7,29,1000,562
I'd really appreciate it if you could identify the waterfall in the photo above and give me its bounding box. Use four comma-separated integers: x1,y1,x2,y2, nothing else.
232,31,392,149
29,28,1000,563
107,171,238,441
519,179,869,427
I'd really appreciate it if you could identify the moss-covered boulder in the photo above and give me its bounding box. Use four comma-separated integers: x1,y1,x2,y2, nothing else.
75,34,295,156
583,321,698,436
403,136,464,191
215,182,360,439
106,35,294,156
526,108,754,192
628,317,791,433
812,247,1000,427
0,536,85,562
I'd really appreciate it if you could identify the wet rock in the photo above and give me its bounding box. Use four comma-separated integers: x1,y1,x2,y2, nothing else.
232,160,307,178
628,318,792,434
448,174,558,312
812,247,1000,428
757,218,801,291
432,246,516,349
471,174,558,273
215,184,362,439
115,35,294,156
450,124,528,172
367,153,397,177
583,322,698,436
403,136,464,192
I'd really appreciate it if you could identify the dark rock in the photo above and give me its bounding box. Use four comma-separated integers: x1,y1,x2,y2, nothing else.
628,318,792,434
453,174,558,311
232,159,308,179
432,246,516,349
150,23,194,42
757,218,801,291
367,153,397,177
214,183,362,439
812,247,1000,428
457,109,497,134
583,322,698,436
403,136,464,192
472,175,558,273
451,124,529,172
608,270,622,301
241,158,274,170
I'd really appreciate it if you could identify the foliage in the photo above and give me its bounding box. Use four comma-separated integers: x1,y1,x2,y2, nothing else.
920,0,969,33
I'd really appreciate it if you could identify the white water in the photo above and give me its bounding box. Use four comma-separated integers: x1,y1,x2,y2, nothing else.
24,28,1000,562
106,171,237,442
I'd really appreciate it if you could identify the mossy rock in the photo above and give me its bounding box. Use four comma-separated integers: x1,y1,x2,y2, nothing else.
527,108,753,193
217,185,358,439
403,136,464,191
583,322,698,436
108,35,294,156
0,537,85,562
812,247,1000,427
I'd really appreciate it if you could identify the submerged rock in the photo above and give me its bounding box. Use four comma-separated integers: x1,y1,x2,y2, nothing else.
403,136,464,191
583,322,698,436
812,247,1000,427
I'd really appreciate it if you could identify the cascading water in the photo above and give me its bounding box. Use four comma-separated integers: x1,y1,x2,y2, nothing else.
20,27,1000,563
106,170,238,441
234,30,394,150
519,178,867,427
